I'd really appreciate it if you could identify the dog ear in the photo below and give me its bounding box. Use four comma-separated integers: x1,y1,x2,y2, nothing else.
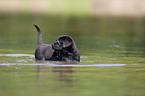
58,36,73,48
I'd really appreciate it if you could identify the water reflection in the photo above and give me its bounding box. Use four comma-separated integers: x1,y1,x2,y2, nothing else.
52,67,76,82
37,65,76,89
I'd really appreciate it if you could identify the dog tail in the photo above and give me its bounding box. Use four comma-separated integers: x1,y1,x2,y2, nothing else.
34,24,44,46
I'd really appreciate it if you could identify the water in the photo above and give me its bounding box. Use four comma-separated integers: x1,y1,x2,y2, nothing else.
0,54,126,67
0,14,145,96
0,54,145,96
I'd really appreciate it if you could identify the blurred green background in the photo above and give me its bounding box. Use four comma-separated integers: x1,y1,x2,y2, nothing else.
0,0,145,56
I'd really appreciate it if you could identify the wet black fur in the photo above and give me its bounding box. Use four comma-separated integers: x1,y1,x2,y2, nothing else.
34,25,62,61
34,25,80,62
54,35,80,62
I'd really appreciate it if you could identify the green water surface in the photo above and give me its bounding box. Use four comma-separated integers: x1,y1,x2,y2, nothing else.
0,14,145,96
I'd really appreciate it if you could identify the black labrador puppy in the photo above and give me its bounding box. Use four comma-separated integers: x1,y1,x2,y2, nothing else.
34,25,80,62
53,35,80,62
34,25,63,61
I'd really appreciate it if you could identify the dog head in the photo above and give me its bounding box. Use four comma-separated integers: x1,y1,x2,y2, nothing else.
52,41,63,50
52,35,73,50
57,35,73,48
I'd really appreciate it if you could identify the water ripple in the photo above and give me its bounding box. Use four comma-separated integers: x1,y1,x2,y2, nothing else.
0,63,126,67
0,54,34,57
